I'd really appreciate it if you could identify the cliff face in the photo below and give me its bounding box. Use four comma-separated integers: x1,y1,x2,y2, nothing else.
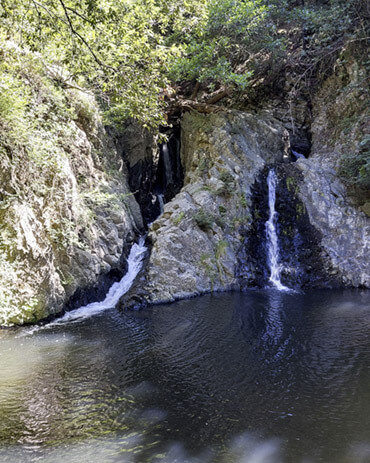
119,110,290,307
119,47,369,307
295,45,370,287
1,41,368,326
0,48,143,326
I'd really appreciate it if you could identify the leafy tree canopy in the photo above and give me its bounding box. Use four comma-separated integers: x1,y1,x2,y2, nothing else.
0,0,200,127
0,0,368,128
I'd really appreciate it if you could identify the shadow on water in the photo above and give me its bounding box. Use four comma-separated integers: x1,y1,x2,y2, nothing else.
0,290,370,462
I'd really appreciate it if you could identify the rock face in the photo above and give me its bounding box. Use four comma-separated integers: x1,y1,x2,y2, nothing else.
0,88,143,326
296,158,369,288
120,76,369,310
120,110,290,307
108,120,160,224
294,48,370,288
2,44,368,326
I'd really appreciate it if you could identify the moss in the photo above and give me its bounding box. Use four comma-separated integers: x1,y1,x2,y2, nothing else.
193,209,214,231
197,155,212,174
172,211,185,226
286,176,297,192
218,205,227,215
215,240,228,260
240,192,248,208
296,203,306,218
217,169,235,197
338,137,370,205
200,253,218,289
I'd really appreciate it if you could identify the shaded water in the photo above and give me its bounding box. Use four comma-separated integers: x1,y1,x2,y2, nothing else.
1,290,370,462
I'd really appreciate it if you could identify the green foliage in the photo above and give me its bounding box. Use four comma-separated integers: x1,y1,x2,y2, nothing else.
197,155,212,174
219,170,234,184
193,209,214,231
218,205,227,215
286,176,299,196
338,137,370,203
296,202,306,218
240,192,248,209
172,211,185,226
215,240,227,260
0,0,365,129
200,253,218,288
169,0,367,101
217,169,234,196
0,0,201,129
0,38,71,177
169,0,269,91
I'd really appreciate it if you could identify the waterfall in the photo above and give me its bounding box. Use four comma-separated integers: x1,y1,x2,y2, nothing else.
157,193,165,215
55,238,147,323
265,169,289,291
292,150,305,160
162,143,173,187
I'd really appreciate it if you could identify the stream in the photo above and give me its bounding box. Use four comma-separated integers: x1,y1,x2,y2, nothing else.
1,289,370,463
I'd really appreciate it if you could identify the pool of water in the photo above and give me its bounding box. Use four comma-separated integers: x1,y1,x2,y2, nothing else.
0,289,370,462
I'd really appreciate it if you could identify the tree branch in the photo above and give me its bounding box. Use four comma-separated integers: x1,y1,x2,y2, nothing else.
205,87,229,105
58,0,111,71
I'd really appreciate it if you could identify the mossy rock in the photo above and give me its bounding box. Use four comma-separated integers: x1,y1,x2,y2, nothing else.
360,202,370,217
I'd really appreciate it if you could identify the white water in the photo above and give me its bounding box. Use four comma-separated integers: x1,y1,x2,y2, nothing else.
157,194,165,215
265,169,289,291
53,238,147,324
162,144,173,186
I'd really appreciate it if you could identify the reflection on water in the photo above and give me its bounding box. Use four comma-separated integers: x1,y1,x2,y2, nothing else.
0,290,370,462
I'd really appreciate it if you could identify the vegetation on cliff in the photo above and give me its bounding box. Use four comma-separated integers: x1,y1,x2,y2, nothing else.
0,0,369,324
1,0,368,123
1,0,367,189
0,38,141,325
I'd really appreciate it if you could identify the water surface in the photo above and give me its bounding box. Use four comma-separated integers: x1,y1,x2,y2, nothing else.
0,289,370,462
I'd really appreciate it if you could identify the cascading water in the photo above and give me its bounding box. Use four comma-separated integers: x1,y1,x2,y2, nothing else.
265,169,289,291
162,143,173,187
55,238,147,323
157,193,165,215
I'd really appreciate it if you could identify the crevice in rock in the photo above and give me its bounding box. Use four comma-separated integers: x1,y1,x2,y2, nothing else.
288,113,312,160
274,164,332,288
267,97,313,161
237,162,338,290
152,125,184,210
108,121,184,226
237,169,270,289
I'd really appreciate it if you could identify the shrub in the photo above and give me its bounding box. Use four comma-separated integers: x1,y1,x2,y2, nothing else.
193,209,214,231
218,169,234,196
338,139,370,204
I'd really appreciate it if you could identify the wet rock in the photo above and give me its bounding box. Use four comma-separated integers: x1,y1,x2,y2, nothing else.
119,110,290,309
107,120,159,224
296,158,369,288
